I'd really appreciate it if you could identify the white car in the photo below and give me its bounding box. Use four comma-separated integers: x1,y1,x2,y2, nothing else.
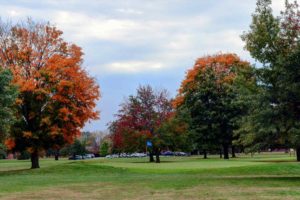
85,154,95,159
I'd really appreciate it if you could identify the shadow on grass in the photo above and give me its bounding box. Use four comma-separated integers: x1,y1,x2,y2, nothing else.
254,160,297,163
0,168,32,176
129,161,177,164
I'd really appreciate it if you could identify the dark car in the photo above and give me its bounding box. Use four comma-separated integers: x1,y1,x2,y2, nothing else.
161,151,174,156
68,155,83,160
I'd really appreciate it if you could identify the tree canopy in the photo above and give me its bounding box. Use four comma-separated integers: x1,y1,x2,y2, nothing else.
109,85,177,163
0,19,100,168
242,0,300,160
174,53,254,159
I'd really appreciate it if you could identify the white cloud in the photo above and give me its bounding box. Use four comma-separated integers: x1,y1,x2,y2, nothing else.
48,10,215,74
272,0,286,14
0,1,288,77
51,10,211,44
116,8,143,15
52,11,140,42
0,6,31,18
105,61,163,73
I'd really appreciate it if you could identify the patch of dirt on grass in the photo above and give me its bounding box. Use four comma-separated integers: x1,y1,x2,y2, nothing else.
1,183,300,200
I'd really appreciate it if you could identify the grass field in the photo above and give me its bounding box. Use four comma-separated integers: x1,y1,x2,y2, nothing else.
1,153,300,200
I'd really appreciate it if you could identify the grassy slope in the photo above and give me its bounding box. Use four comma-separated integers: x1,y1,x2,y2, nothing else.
0,154,300,200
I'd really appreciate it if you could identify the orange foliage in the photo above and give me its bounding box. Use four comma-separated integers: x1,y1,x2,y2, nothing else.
4,138,15,150
0,19,100,151
26,147,34,153
174,53,249,108
23,131,33,138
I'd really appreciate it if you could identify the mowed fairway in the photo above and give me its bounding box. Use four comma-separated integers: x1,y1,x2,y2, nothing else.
1,154,300,200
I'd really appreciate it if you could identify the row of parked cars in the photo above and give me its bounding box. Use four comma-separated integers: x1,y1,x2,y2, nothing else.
105,152,147,158
105,151,188,158
68,151,189,160
68,154,95,160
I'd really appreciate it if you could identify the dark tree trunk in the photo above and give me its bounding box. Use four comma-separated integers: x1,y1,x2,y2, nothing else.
296,147,300,161
149,151,154,162
155,149,160,163
223,144,229,160
31,150,40,169
54,150,59,160
219,149,223,158
203,149,207,159
231,146,236,158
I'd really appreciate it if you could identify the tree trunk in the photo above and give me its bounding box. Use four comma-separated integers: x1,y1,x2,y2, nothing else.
223,144,229,160
54,149,59,160
155,149,160,163
31,150,40,169
296,147,300,161
203,149,207,159
219,149,223,158
231,146,236,158
149,151,154,162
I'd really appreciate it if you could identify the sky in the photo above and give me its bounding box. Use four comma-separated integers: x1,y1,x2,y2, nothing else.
0,0,286,131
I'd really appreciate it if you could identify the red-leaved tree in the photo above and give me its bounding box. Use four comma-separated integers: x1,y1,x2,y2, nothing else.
109,85,172,163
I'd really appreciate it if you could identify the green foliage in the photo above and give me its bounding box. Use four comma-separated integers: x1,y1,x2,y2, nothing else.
157,111,192,152
184,67,224,154
100,141,110,157
70,139,87,156
59,145,72,157
241,0,280,65
17,151,30,160
0,68,18,142
241,0,300,154
0,143,7,159
177,54,254,158
59,139,87,157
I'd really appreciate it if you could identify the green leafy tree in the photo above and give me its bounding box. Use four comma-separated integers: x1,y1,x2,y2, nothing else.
0,143,7,159
17,151,30,160
70,139,87,157
242,0,300,160
157,110,192,153
100,141,110,157
0,68,18,142
174,54,253,159
186,67,221,159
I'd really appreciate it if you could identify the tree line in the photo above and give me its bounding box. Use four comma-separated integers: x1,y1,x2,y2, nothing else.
1,0,300,168
108,0,300,162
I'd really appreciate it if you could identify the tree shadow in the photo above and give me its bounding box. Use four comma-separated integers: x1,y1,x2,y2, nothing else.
129,161,177,164
228,176,300,182
0,168,32,177
253,160,297,163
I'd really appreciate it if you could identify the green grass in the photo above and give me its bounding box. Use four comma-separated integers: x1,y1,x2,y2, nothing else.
1,153,300,199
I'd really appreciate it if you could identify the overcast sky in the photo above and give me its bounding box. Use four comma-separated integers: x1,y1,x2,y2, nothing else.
0,0,286,131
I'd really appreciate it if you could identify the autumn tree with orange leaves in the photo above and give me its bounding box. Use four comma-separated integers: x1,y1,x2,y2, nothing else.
0,19,100,168
174,53,254,159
